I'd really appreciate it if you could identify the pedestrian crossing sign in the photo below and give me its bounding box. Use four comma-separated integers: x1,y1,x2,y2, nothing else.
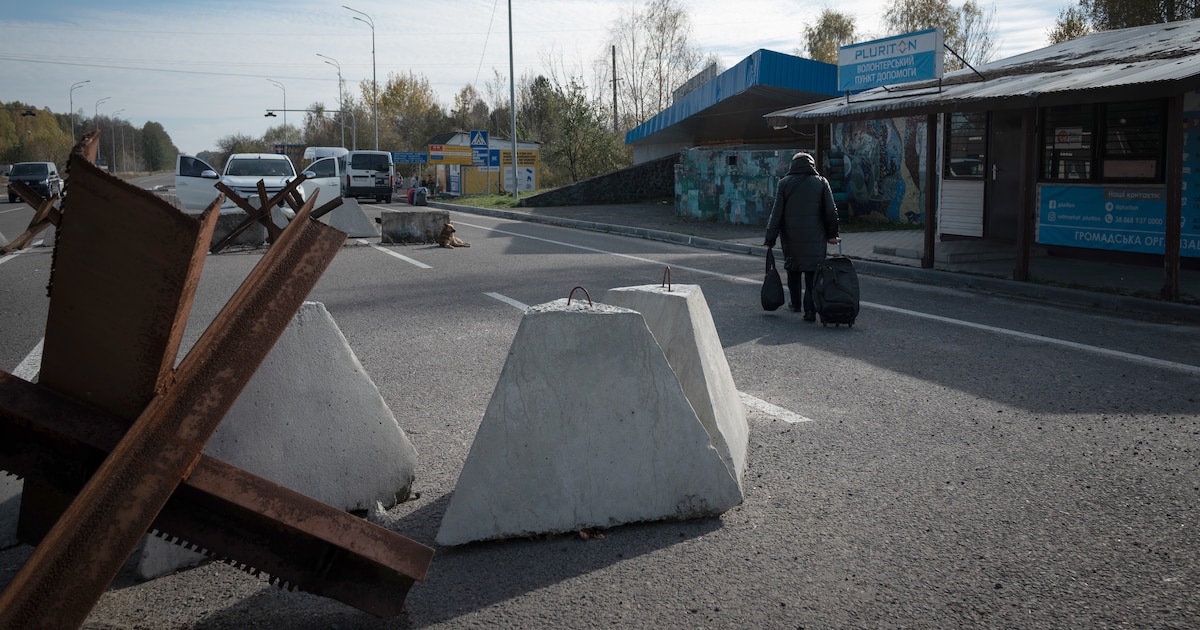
470,130,489,147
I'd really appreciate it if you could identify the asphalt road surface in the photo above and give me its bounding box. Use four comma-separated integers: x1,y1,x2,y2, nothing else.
1,193,1198,629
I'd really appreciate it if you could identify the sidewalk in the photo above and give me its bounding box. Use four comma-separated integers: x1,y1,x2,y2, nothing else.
426,200,1200,324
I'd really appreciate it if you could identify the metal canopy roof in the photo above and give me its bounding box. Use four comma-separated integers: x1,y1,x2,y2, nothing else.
764,18,1200,126
626,49,839,145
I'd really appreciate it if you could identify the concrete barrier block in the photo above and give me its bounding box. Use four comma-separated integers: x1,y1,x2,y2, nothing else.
205,211,266,247
380,209,449,244
0,229,8,249
322,197,379,238
436,298,742,546
137,301,419,578
604,284,747,494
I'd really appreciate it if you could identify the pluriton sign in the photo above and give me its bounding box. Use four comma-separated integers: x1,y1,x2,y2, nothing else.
838,28,943,92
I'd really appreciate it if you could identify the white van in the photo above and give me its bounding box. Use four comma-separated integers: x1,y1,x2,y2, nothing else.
344,150,394,203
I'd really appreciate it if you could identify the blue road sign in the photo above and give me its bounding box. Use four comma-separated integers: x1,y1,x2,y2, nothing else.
469,130,489,147
391,151,428,164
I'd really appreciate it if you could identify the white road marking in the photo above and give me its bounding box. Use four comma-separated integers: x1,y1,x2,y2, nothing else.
486,292,529,311
739,392,814,423
0,247,30,266
13,339,42,382
457,219,1199,377
867,302,1200,376
357,238,432,269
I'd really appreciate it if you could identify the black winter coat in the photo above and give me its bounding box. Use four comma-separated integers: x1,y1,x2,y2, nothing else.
764,153,840,272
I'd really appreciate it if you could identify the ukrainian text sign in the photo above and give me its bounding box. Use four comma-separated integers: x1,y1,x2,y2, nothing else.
838,28,943,92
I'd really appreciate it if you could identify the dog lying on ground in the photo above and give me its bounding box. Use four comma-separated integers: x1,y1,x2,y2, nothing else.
436,222,471,248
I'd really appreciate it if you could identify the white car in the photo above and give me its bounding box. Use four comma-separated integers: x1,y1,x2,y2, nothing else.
174,153,341,216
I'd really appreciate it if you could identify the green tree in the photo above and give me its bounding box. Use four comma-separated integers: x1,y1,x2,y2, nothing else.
139,121,179,172
452,84,490,132
545,79,626,184
209,133,264,172
800,8,857,64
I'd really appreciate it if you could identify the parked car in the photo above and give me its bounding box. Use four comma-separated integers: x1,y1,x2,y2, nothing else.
344,150,394,203
7,161,63,202
173,153,340,215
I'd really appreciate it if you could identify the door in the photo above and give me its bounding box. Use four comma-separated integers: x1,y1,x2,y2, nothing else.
174,155,220,211
299,157,342,208
984,111,1024,241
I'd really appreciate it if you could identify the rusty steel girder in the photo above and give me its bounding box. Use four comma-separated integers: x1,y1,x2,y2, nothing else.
0,131,433,628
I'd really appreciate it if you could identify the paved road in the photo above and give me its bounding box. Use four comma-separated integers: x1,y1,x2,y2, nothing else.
1,202,1198,629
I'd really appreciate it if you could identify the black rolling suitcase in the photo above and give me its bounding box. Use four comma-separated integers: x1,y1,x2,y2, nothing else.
812,241,859,327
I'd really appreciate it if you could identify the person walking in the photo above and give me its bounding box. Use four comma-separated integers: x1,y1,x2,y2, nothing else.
763,152,840,321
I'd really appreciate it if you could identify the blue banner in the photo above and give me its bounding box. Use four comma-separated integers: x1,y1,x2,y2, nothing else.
1038,185,1199,257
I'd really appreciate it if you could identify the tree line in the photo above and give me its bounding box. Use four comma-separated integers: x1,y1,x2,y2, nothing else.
6,0,1187,187
0,103,178,174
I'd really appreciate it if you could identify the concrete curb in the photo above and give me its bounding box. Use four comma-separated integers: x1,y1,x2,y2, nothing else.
430,200,1200,324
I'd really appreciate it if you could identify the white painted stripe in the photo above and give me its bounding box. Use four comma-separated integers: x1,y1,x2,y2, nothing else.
357,238,432,269
0,248,25,266
457,219,1199,377
867,302,1200,376
486,292,529,311
0,207,25,214
13,339,42,382
454,221,748,283
739,392,815,423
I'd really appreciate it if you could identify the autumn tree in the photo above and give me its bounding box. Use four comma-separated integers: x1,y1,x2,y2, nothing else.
607,0,703,126
373,71,450,151
1051,0,1199,35
1048,3,1092,43
882,0,997,70
800,8,858,64
452,84,490,132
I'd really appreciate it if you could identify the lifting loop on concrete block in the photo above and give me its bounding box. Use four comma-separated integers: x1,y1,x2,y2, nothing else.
567,286,593,307
661,266,672,292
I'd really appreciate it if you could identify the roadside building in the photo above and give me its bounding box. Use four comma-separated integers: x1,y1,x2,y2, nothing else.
765,18,1200,300
426,131,539,196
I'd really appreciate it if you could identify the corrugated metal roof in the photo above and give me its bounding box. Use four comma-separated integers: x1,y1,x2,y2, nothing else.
764,18,1200,125
626,49,838,144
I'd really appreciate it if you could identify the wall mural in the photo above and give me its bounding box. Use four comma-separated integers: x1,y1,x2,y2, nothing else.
830,116,927,224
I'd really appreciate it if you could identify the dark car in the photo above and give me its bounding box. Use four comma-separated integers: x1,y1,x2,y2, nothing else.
7,161,63,202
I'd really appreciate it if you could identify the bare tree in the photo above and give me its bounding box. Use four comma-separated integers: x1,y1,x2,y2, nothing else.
800,8,858,64
607,0,703,125
452,84,490,132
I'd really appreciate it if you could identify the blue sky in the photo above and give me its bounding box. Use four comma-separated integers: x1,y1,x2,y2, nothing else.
2,0,1070,154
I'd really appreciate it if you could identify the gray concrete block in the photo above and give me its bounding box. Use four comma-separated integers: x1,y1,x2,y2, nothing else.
380,209,449,244
436,298,742,546
603,284,747,494
0,229,8,249
208,211,267,248
137,301,418,578
321,197,378,238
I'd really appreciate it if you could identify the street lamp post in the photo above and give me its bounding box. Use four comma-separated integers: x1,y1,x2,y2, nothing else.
111,109,125,174
69,80,89,144
95,97,110,169
344,6,377,150
267,79,287,151
316,53,346,149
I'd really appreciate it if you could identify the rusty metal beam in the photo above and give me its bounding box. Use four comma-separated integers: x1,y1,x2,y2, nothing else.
0,180,61,253
0,370,433,619
0,191,348,629
209,175,311,252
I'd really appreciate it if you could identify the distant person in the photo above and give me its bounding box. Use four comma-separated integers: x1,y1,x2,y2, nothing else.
410,174,418,189
763,152,840,321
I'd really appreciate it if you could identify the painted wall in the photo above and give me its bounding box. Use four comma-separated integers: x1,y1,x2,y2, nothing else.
675,147,808,225
830,116,927,224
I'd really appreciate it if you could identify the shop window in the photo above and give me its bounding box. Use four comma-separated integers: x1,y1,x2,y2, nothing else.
1101,100,1164,180
944,112,986,178
1040,100,1165,183
1042,105,1094,180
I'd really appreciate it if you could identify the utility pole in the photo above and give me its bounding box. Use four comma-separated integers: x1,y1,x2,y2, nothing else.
509,0,519,200
612,45,619,133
